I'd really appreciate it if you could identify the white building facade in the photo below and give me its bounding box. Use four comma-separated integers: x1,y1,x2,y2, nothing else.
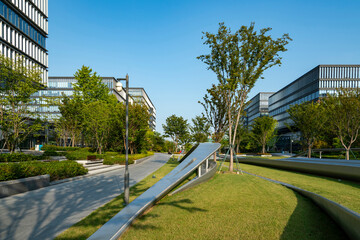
0,0,48,84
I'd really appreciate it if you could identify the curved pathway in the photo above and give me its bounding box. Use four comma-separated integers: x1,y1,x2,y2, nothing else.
0,153,170,240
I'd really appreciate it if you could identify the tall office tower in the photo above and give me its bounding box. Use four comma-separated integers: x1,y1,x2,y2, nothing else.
0,0,48,85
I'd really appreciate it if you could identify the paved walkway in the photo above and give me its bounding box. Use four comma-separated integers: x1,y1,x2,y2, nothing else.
0,153,170,240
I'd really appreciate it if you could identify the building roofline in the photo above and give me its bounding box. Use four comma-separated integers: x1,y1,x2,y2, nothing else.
129,87,156,110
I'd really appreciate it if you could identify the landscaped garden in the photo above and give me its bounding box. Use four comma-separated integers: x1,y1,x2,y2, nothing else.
54,157,354,240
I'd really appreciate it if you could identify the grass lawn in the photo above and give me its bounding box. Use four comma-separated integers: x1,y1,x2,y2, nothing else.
122,173,346,240
236,163,360,213
55,157,180,240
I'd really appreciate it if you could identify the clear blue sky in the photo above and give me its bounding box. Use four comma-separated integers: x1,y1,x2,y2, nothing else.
48,0,360,133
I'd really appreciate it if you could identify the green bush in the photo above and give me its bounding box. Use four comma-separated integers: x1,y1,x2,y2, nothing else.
43,150,64,157
0,153,44,162
41,145,80,152
65,150,103,160
103,152,154,165
0,161,88,181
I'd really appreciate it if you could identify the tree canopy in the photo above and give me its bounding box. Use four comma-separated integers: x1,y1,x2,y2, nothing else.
251,116,277,154
162,115,189,152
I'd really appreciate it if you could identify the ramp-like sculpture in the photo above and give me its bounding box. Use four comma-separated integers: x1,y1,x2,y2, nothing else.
88,143,221,240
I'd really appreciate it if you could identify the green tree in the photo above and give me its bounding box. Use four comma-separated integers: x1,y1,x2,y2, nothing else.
128,104,151,154
199,85,228,142
198,22,291,171
251,116,277,154
73,65,110,103
83,101,112,154
287,101,326,158
190,115,211,143
58,96,83,147
0,55,44,152
324,89,360,160
163,115,189,152
234,121,250,154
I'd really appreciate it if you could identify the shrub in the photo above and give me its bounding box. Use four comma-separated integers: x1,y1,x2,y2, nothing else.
41,145,80,152
65,150,103,160
43,150,64,157
0,153,44,162
0,161,88,181
103,152,154,165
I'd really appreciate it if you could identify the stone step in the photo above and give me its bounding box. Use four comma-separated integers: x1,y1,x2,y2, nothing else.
86,164,114,171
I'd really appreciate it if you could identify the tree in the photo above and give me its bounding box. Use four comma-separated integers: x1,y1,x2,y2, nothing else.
190,115,211,143
199,85,228,142
58,96,83,147
73,66,110,103
162,115,189,152
251,116,277,154
198,22,291,171
0,55,44,152
234,121,249,154
287,101,326,158
324,89,360,160
83,101,112,154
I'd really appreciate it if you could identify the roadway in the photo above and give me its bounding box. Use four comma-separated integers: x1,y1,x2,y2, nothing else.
0,153,170,240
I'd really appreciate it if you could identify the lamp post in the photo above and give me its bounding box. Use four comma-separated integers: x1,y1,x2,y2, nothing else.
116,74,130,205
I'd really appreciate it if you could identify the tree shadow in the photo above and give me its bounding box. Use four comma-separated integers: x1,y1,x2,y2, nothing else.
280,191,349,240
157,198,208,213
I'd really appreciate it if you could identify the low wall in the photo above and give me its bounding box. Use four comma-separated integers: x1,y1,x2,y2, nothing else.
0,174,50,198
239,158,360,181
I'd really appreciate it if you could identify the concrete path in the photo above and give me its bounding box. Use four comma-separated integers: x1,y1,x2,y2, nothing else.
0,153,170,240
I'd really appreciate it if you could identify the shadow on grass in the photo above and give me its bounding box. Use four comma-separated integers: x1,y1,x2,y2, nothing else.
280,191,348,240
157,198,208,213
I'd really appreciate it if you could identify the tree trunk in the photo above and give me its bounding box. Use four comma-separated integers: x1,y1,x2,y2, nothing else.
346,149,350,160
307,146,311,158
229,147,233,172
262,144,266,154
236,144,239,154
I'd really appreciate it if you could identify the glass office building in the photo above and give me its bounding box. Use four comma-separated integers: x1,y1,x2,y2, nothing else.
269,65,360,133
128,88,156,130
0,0,48,84
244,92,275,127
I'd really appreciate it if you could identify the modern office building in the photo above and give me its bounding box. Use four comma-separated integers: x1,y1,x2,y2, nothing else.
0,0,48,84
268,65,360,150
128,88,156,130
244,92,274,127
33,76,134,120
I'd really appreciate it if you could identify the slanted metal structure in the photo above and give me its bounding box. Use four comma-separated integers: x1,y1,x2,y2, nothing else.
88,142,221,240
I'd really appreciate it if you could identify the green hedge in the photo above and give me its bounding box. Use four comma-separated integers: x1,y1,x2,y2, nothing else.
41,145,81,152
103,152,154,165
0,161,88,181
0,153,44,162
65,150,103,160
43,150,64,157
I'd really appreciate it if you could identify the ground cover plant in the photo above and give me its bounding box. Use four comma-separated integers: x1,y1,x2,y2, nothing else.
54,157,179,240
0,161,88,181
238,162,360,213
0,153,44,162
121,173,346,240
103,152,154,165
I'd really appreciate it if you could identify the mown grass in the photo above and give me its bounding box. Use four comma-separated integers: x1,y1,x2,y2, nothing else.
54,157,179,240
238,163,360,213
122,173,346,240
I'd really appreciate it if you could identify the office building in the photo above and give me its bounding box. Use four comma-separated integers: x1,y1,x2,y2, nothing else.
0,0,48,84
268,65,360,150
244,92,274,127
128,88,156,130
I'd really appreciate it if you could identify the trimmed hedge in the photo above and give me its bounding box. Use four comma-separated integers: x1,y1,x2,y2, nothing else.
43,150,64,157
0,161,88,182
103,152,154,165
0,153,44,162
65,151,103,160
41,145,81,152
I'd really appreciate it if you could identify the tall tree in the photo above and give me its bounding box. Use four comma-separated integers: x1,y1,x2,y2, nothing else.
0,55,44,152
287,101,326,158
190,115,211,143
73,65,110,103
198,22,291,171
199,84,228,143
251,116,277,154
324,89,360,160
163,115,189,152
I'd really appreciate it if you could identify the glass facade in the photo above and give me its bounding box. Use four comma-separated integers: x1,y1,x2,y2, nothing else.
0,1,46,48
245,92,274,127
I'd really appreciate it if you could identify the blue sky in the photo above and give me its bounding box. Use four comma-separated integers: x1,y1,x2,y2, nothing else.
48,0,360,133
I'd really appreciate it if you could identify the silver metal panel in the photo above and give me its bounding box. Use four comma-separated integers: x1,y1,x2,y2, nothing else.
88,143,220,240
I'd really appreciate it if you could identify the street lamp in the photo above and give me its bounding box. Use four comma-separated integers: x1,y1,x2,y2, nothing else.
116,74,130,205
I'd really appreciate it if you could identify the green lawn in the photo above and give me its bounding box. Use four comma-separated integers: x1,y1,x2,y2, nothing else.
238,163,360,213
122,173,346,240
